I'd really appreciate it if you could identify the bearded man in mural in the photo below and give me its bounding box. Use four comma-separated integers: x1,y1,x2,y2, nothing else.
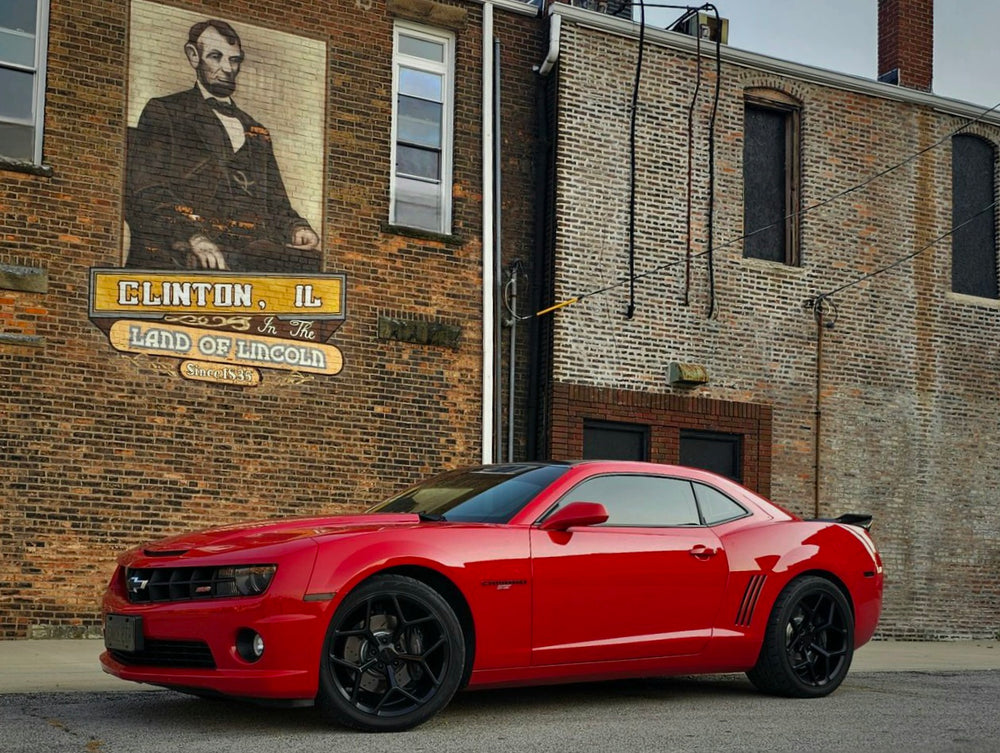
125,19,321,272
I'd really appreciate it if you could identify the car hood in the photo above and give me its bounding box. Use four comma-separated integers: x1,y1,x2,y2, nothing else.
136,513,424,559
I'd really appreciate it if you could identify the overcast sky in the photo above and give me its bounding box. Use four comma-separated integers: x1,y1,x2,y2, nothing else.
645,0,1000,107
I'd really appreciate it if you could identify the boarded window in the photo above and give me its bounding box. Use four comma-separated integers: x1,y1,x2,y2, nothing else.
743,97,800,265
951,134,998,298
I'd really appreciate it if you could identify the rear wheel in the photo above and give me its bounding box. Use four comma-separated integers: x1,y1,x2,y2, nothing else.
747,575,854,698
317,574,465,731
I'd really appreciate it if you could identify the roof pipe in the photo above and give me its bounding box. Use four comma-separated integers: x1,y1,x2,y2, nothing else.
535,12,561,76
482,1,496,464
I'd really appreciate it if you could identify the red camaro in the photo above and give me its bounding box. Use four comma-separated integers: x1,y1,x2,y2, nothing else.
101,461,883,731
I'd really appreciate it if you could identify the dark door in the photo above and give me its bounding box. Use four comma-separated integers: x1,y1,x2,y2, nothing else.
680,430,741,482
583,420,648,461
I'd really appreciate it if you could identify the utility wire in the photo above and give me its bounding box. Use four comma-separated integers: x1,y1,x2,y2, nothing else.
512,195,998,323
805,198,999,305
626,0,648,319
703,4,721,319
533,93,1000,319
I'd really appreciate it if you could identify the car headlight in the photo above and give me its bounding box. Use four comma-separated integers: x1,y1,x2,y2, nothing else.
216,565,277,597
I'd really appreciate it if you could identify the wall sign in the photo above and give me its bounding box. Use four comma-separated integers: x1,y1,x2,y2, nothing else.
90,2,342,385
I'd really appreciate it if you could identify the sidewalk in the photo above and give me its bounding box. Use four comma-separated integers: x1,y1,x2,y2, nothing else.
0,639,997,694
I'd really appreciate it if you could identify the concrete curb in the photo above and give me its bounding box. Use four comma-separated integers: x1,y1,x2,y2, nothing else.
0,639,997,694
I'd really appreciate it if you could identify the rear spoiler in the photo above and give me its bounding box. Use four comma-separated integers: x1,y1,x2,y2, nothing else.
815,513,874,532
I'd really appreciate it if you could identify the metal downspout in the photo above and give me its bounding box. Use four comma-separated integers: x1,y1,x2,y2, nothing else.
493,37,505,462
482,1,496,464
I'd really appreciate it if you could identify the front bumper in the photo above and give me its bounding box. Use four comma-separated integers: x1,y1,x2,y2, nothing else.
100,552,335,701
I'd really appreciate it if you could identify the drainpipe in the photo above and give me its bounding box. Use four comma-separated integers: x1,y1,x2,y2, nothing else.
535,13,561,76
493,37,505,462
482,1,496,464
812,301,825,518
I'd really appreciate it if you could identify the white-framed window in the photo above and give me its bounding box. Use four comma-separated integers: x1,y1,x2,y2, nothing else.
390,22,454,234
0,0,49,164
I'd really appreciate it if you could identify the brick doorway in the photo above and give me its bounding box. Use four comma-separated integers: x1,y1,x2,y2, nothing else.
549,383,772,496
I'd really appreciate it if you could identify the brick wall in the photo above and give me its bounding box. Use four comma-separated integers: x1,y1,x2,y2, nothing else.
0,0,542,638
549,382,773,496
550,15,1000,638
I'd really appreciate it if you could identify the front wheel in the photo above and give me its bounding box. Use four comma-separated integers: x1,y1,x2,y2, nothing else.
317,574,465,731
746,575,854,698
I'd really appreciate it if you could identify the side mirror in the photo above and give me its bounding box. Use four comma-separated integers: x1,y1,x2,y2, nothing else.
539,501,609,531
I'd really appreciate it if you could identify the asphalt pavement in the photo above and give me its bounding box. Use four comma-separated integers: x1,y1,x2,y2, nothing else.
0,638,997,694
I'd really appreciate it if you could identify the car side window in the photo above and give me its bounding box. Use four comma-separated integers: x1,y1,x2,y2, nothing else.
553,474,700,527
693,482,749,525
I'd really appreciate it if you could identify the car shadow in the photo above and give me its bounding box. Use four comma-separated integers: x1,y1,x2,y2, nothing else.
60,673,760,736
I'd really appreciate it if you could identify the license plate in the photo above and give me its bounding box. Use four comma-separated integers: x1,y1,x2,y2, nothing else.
104,614,144,652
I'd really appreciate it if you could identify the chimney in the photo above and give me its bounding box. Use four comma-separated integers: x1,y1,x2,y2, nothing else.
878,0,933,91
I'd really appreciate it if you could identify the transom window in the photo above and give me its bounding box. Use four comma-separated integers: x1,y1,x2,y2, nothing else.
390,23,454,234
0,0,49,164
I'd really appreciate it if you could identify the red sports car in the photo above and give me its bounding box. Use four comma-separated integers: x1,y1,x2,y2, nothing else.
101,461,883,731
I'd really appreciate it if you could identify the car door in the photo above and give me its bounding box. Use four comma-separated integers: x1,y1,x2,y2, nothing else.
530,473,729,665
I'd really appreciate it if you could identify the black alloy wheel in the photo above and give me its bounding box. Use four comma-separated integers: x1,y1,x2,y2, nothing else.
317,574,465,732
746,575,854,698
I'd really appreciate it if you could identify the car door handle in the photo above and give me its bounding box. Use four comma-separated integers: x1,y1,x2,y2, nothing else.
689,544,718,559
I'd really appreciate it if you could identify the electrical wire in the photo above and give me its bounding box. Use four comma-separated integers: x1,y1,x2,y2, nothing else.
703,3,721,319
805,198,999,306
503,259,532,322
626,0,648,319
740,98,1000,249
683,18,702,306
537,91,1000,318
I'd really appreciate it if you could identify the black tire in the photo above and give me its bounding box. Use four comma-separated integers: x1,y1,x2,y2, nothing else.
317,574,465,732
746,575,854,698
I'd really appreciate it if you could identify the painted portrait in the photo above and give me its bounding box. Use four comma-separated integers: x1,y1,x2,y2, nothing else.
124,1,327,272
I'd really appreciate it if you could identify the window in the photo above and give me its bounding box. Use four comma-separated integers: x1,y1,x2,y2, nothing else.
390,23,454,234
743,92,801,264
583,420,649,461
692,482,748,525
0,0,48,164
951,134,998,298
551,475,701,527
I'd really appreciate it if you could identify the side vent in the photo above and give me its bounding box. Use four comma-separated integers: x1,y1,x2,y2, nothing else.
736,574,767,627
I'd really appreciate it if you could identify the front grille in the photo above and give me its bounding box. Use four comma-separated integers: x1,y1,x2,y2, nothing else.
111,639,216,669
125,566,249,603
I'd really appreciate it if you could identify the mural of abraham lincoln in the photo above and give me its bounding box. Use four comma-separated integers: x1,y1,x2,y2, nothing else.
125,18,321,273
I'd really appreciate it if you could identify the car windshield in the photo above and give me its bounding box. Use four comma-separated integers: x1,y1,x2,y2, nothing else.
369,464,569,524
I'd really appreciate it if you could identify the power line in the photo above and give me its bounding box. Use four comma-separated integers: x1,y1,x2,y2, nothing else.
805,198,999,306
533,92,1000,318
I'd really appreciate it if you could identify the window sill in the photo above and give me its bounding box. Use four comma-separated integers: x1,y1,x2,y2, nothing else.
739,256,804,274
381,221,464,248
0,156,54,178
946,290,1000,309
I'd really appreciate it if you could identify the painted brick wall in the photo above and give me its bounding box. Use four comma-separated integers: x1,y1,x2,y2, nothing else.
0,0,542,638
550,17,1000,638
